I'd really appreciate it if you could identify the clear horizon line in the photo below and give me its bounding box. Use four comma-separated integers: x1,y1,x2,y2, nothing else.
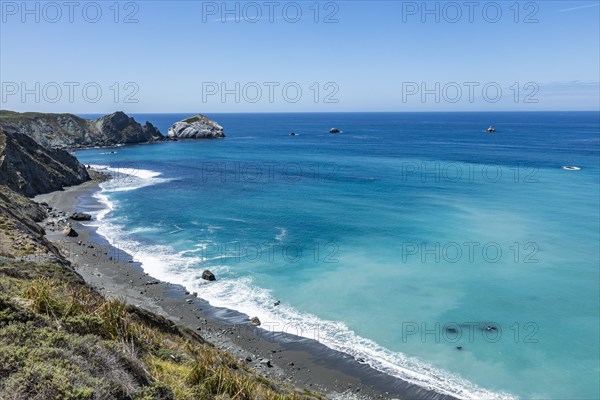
10,109,599,115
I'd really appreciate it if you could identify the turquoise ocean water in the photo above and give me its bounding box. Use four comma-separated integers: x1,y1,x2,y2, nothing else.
75,112,600,399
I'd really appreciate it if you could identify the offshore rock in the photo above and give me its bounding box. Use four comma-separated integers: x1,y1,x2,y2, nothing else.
202,270,216,281
168,114,225,139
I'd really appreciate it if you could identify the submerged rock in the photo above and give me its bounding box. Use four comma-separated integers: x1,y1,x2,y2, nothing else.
168,114,225,139
202,270,216,281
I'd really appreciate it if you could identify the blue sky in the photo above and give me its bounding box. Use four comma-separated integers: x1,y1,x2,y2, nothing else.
1,0,599,112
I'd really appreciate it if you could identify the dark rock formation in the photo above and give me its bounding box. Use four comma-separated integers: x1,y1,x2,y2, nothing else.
0,127,90,197
0,110,164,149
202,270,216,281
93,112,164,145
168,115,225,139
70,212,92,221
62,226,78,237
329,128,340,133
250,317,261,326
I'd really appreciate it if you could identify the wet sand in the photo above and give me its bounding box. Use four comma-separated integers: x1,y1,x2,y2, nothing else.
35,181,455,400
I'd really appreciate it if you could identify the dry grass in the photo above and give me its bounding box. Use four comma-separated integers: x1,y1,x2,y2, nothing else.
0,272,325,400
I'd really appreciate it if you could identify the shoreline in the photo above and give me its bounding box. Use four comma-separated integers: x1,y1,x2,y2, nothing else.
34,180,457,400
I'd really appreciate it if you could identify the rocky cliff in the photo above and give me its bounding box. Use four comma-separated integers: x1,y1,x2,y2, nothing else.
168,114,225,139
0,127,90,197
0,110,163,149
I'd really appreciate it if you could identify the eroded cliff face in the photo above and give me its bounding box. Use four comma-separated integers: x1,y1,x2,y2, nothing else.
0,127,90,197
0,110,164,149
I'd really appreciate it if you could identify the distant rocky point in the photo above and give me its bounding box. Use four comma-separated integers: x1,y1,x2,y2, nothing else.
0,110,164,149
168,114,225,139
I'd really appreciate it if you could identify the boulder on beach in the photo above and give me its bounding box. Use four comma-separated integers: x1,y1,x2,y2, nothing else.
62,227,78,237
202,270,216,281
168,115,225,139
70,212,92,221
250,316,261,326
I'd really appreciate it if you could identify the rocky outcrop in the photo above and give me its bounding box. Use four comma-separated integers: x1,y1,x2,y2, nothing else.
202,270,216,281
70,212,92,221
91,112,164,146
168,115,225,139
0,110,164,149
0,127,90,197
62,226,78,237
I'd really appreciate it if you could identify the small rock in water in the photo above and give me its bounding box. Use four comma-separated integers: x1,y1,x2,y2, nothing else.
202,270,216,281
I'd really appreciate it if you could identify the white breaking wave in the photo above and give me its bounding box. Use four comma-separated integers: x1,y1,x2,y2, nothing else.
275,227,288,241
86,166,516,400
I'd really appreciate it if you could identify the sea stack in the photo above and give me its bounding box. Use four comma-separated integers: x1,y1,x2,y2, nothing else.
168,114,225,139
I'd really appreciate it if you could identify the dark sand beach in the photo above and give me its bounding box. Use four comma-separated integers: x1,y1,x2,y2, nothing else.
35,181,455,400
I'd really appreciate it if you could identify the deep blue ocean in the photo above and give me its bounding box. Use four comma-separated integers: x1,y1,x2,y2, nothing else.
75,112,600,399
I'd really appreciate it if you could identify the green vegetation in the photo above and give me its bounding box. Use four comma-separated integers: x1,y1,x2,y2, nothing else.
0,266,325,400
182,116,202,124
0,110,86,123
